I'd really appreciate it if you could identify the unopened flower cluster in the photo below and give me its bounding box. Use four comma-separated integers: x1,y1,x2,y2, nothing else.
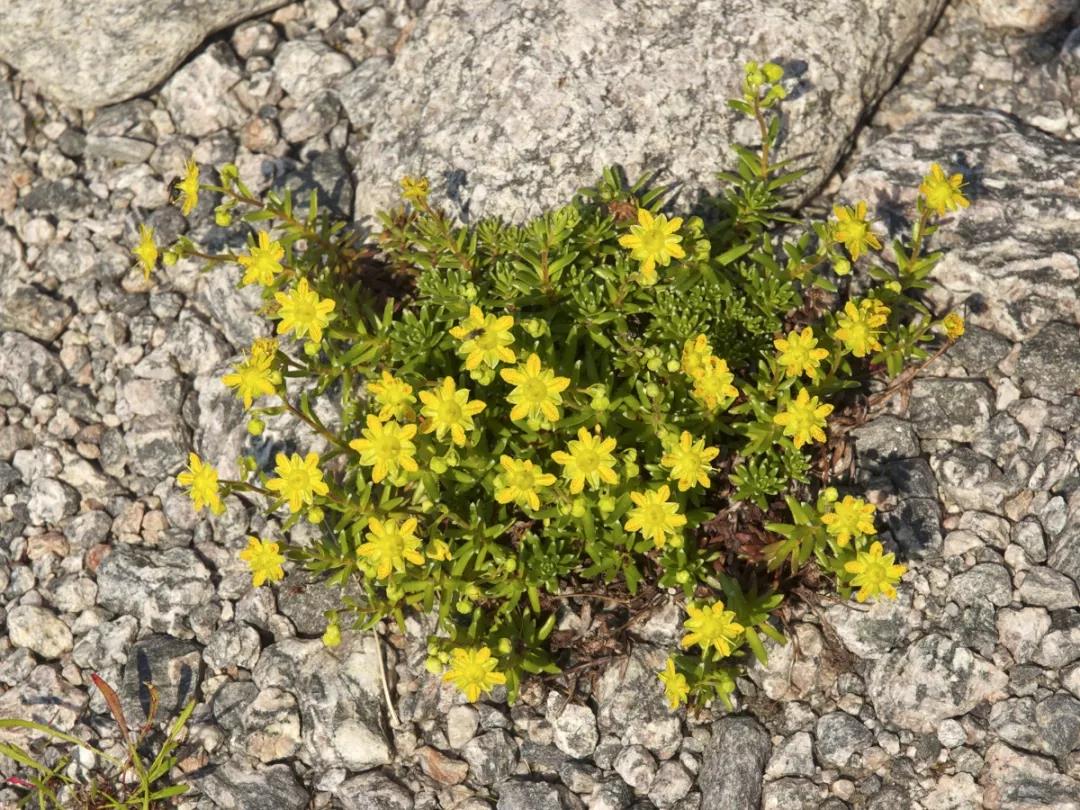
145,63,967,709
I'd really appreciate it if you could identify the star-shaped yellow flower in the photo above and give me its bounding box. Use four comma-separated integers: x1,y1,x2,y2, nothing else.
551,427,619,494
368,371,416,421
821,495,876,547
500,353,571,423
832,201,882,261
844,541,907,602
919,163,969,217
833,299,889,358
222,344,281,409
238,536,286,587
239,231,285,287
443,646,507,702
774,327,830,380
349,415,419,484
773,388,833,449
266,451,330,513
358,516,424,579
418,377,486,446
691,355,739,412
681,334,712,379
177,453,225,515
275,278,336,343
449,306,516,371
494,455,556,511
943,312,965,341
658,657,689,710
618,208,686,286
176,159,200,216
681,601,745,657
661,431,719,492
133,224,158,280
624,485,687,549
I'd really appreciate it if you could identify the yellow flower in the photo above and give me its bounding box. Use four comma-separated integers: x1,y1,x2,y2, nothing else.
500,353,571,423
494,455,556,511
400,175,429,203
844,541,907,602
238,231,285,287
821,495,877,547
176,159,200,216
832,201,882,261
943,312,965,341
919,163,969,216
266,451,330,513
618,208,686,286
449,306,516,371
681,602,745,657
275,278,336,343
427,537,452,561
773,388,833,449
681,334,712,379
624,485,687,549
774,327,830,380
691,355,739,411
661,431,719,492
658,657,689,710
551,427,619,494
833,299,889,358
238,535,286,587
133,224,158,280
222,345,281,409
443,646,507,702
368,371,416,420
419,377,487,446
349,415,419,484
358,516,424,579
176,453,224,515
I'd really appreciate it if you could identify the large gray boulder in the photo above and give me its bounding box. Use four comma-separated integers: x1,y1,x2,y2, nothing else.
0,0,287,109
349,0,947,223
840,109,1080,341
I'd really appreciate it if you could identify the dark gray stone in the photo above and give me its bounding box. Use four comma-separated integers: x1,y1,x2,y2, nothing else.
947,564,1012,608
699,716,770,810
0,285,74,342
335,771,414,810
1017,321,1080,400
814,711,873,769
120,634,202,726
462,730,519,785
496,779,583,810
908,379,994,443
851,416,920,472
96,547,216,637
195,757,309,810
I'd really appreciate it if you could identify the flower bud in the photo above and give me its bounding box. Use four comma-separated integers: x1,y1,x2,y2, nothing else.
497,637,513,655
247,417,265,436
833,258,851,276
424,655,443,675
304,341,320,357
307,506,324,524
822,486,839,504
571,499,587,518
214,208,232,227
666,359,681,373
321,622,341,648
598,495,616,514
675,570,691,584
456,600,473,614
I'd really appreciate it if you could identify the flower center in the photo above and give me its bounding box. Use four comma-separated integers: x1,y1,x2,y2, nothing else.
522,378,549,402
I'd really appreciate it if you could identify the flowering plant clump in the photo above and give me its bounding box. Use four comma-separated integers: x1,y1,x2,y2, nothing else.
147,62,967,709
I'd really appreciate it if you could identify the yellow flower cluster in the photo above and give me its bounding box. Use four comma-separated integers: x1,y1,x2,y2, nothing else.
681,335,738,412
